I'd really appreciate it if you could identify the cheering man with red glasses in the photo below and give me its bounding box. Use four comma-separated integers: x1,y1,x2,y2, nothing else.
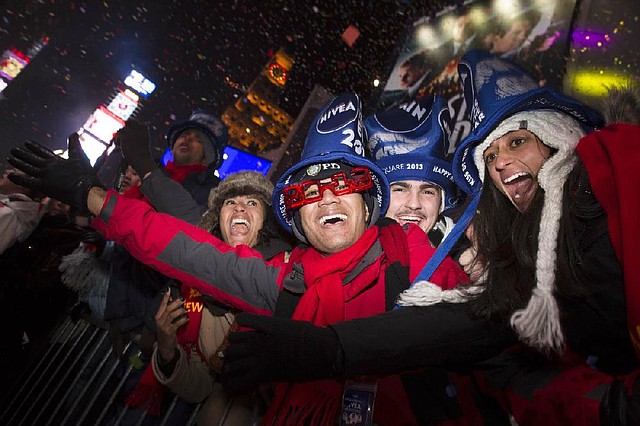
9,93,470,426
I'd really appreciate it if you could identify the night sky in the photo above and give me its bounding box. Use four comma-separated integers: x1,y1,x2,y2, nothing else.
0,0,637,169
0,0,453,163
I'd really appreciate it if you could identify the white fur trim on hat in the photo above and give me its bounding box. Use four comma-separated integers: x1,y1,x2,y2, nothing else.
396,280,484,306
472,109,586,354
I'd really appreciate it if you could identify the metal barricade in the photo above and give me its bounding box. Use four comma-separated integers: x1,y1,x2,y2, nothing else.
0,317,199,426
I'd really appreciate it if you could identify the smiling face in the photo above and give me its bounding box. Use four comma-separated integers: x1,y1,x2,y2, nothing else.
482,129,551,212
219,195,265,248
172,128,206,166
387,180,442,233
299,185,369,255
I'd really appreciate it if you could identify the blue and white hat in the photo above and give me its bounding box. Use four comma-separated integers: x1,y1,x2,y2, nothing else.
365,95,461,212
167,109,229,168
453,49,603,196
431,50,603,354
273,93,389,240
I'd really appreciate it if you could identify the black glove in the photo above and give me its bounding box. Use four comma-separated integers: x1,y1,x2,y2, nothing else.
220,313,341,394
116,120,157,177
601,375,640,426
81,230,107,256
8,133,102,214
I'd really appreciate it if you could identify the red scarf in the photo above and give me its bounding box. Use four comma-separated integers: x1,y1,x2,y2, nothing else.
124,286,206,416
264,227,386,425
163,161,206,184
121,184,146,202
576,123,640,361
121,161,205,204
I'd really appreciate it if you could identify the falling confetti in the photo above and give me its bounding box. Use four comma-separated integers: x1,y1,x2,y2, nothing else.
0,0,636,171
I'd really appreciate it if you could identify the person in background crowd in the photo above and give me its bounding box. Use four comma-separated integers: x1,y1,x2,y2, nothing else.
104,110,228,358
210,50,640,425
366,95,509,424
150,171,291,425
366,95,461,246
8,92,471,425
118,163,142,194
0,168,47,255
59,161,143,326
0,192,85,392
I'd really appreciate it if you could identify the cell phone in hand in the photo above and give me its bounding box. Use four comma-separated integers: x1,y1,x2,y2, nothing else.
167,286,189,326
168,285,182,302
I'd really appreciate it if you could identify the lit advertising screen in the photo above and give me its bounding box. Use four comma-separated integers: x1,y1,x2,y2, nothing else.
0,50,29,81
81,106,124,144
76,131,109,165
124,70,156,97
107,89,139,121
217,146,272,179
376,0,577,154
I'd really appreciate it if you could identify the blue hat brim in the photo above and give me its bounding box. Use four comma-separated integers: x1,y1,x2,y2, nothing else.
273,152,390,233
377,154,460,211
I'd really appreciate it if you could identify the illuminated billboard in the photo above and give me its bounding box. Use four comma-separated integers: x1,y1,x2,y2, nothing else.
76,131,110,165
124,70,156,98
376,0,578,153
0,49,29,81
107,89,140,121
216,145,272,179
79,105,125,152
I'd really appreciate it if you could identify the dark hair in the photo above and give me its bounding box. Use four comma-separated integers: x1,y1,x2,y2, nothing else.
467,160,593,320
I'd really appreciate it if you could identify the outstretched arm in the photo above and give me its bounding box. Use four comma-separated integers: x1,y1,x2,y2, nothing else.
221,303,517,393
9,138,281,314
332,304,516,376
87,187,107,215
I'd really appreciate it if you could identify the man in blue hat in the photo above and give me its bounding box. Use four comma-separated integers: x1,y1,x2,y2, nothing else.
365,95,460,246
8,92,470,425
119,109,229,209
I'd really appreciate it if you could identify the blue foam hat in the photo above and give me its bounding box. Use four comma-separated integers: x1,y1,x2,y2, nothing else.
273,93,389,237
365,95,461,212
166,109,229,168
452,49,604,196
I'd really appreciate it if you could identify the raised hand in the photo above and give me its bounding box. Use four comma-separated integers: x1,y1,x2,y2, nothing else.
155,288,189,364
8,133,102,213
116,120,157,177
220,313,340,394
